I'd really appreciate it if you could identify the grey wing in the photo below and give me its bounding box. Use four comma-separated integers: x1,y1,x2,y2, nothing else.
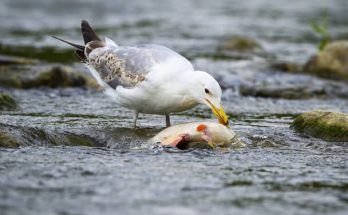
87,44,194,88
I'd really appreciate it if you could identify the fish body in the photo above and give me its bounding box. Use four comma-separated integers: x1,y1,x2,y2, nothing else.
150,122,237,149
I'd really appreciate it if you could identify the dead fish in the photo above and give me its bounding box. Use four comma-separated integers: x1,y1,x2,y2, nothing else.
150,122,238,149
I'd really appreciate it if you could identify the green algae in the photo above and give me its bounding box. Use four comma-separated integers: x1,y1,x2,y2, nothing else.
0,55,39,65
0,44,75,63
0,93,17,111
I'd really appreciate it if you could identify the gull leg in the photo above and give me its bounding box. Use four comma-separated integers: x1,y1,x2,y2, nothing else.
133,111,139,128
165,114,171,127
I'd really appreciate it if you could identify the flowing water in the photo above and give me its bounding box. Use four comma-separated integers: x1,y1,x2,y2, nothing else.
1,0,348,214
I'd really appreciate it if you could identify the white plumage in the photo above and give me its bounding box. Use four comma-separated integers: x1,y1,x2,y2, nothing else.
52,20,229,128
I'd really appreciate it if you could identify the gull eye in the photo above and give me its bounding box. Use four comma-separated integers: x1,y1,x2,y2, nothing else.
205,88,210,94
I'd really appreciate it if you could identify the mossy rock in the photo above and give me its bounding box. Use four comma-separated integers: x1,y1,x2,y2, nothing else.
219,36,262,52
0,55,39,65
22,66,99,89
0,93,17,111
0,64,99,89
304,41,348,82
0,131,20,148
0,44,75,63
291,111,348,142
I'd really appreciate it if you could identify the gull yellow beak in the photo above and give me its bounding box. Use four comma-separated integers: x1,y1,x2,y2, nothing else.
205,99,229,127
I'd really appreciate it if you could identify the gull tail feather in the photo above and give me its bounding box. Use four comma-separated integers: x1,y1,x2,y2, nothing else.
51,20,104,62
50,35,85,50
86,65,120,102
81,20,102,44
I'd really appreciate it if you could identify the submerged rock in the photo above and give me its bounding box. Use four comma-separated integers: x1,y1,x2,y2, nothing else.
218,36,262,52
0,93,17,110
270,61,303,73
239,84,326,99
0,64,99,89
291,111,348,142
0,131,20,148
304,41,348,82
234,69,348,99
0,124,103,148
22,66,99,89
0,44,75,63
58,133,100,147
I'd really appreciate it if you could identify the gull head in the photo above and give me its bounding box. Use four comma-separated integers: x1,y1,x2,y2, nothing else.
190,71,229,127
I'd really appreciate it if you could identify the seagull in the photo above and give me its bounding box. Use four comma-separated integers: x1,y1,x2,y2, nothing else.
52,20,229,128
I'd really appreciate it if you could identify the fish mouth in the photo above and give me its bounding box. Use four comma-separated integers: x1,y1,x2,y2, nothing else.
176,141,214,150
205,99,229,127
168,135,214,150
175,138,191,150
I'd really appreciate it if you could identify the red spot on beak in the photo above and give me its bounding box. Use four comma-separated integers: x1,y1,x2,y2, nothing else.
196,124,207,132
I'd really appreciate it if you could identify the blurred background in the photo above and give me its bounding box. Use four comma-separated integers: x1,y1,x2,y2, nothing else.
0,0,347,61
0,0,348,215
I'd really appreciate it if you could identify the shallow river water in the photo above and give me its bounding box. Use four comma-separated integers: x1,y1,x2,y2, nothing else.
1,0,348,215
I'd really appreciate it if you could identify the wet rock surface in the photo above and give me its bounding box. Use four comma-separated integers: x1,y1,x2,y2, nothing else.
292,111,348,142
0,131,20,148
0,64,98,89
270,61,303,73
218,36,262,52
0,93,17,111
207,60,348,99
304,41,348,82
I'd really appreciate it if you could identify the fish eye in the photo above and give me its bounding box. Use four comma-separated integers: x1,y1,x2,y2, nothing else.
205,88,210,94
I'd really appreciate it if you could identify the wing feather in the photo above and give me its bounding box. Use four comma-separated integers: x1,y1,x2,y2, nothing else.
87,44,194,88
